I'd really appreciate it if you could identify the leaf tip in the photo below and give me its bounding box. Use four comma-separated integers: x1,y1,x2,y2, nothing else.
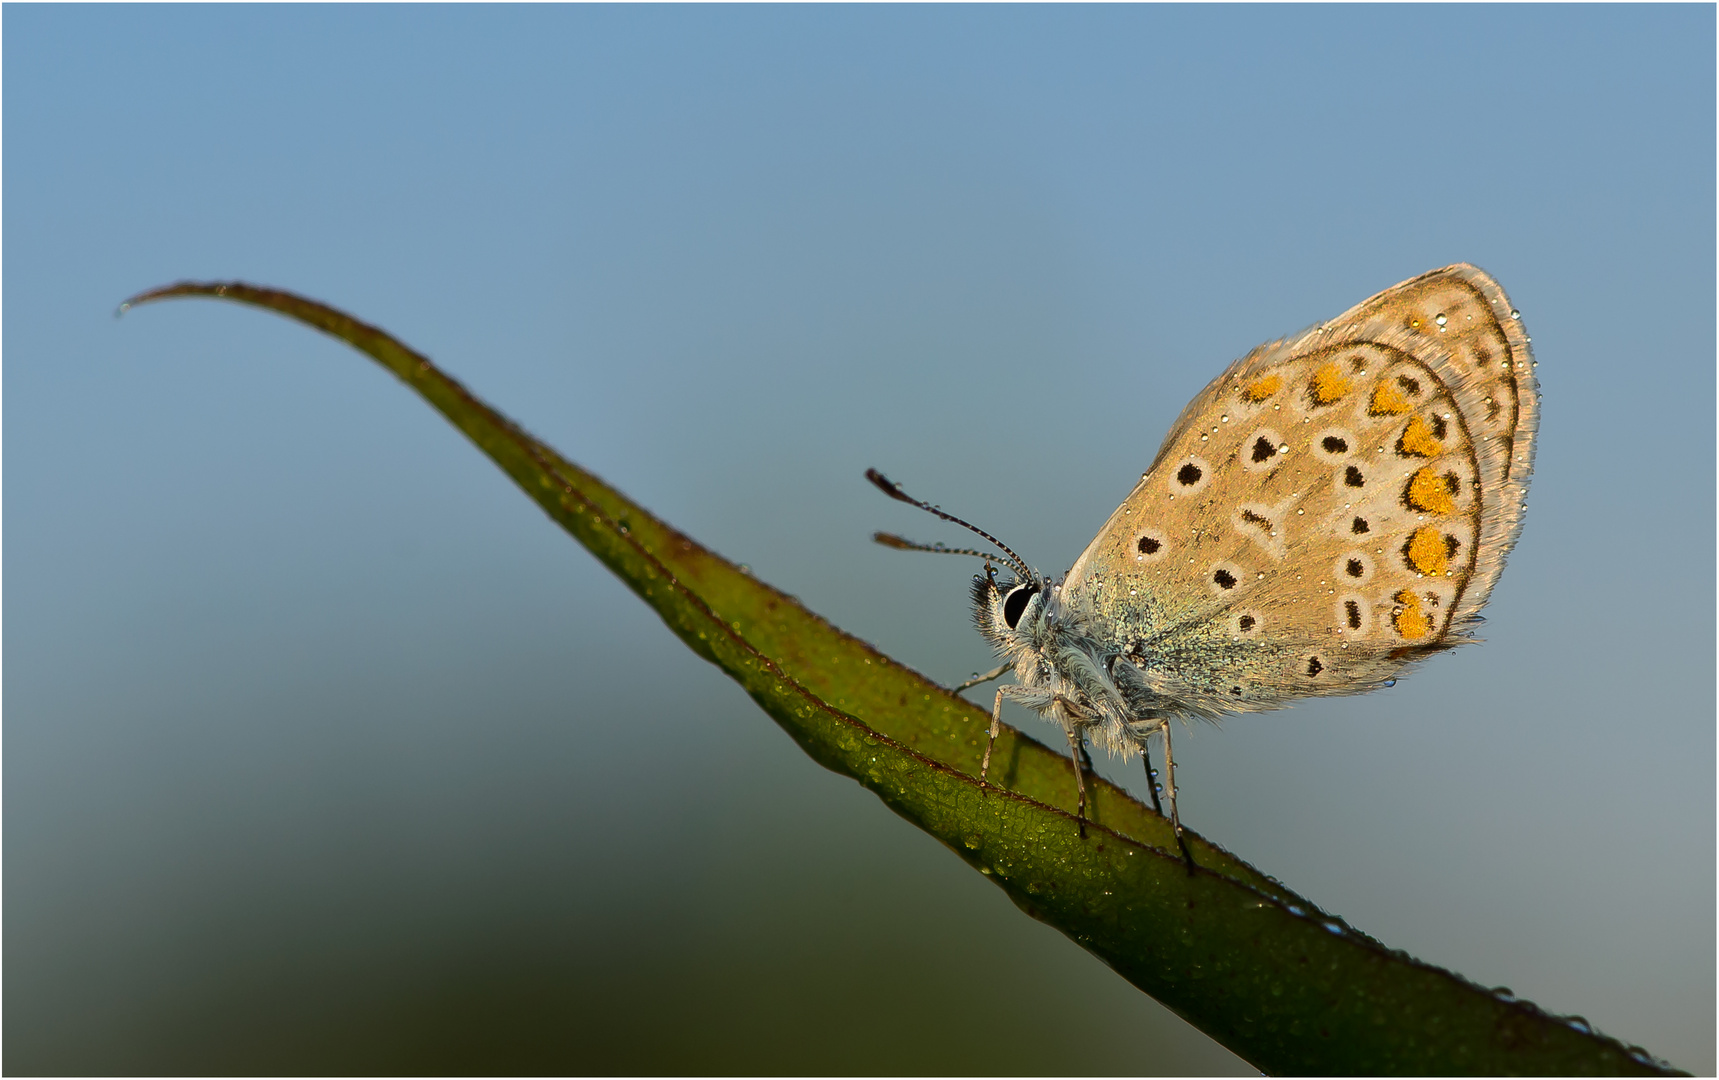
117,281,240,316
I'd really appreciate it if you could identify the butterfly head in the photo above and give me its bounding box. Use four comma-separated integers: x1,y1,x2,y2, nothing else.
971,564,1058,650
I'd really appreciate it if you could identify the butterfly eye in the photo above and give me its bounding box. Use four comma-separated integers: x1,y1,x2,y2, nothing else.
1003,584,1040,629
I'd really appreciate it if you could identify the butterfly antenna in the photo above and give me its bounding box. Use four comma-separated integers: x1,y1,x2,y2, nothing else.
872,532,1004,562
865,469,1033,581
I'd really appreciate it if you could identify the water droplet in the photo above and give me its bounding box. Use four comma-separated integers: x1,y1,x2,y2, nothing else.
1434,312,1448,329
1491,986,1516,1003
1322,921,1345,935
1286,905,1304,917
1510,308,1521,320
1625,1045,1662,1067
1384,678,1397,687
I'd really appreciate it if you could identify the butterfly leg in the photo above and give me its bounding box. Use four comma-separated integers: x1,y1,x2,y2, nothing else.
980,687,1007,787
1159,722,1195,871
1140,744,1163,816
953,662,1012,693
1063,724,1090,839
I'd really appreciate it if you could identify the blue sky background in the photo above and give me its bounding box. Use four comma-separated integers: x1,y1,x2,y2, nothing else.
6,6,1713,1073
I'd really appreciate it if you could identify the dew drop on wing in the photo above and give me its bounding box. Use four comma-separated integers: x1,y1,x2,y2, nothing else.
1384,678,1397,688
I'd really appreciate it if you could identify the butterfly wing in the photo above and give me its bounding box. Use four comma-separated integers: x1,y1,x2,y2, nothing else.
1062,264,1537,718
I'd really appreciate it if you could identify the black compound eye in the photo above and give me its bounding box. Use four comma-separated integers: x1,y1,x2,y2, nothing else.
1003,584,1040,629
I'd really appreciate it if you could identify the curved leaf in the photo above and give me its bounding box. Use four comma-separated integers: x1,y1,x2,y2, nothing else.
121,282,1680,1076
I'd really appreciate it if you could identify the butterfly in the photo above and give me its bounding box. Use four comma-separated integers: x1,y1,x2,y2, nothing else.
869,264,1538,863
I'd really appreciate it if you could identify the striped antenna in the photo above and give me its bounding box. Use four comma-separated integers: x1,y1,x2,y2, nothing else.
872,531,1002,562
865,469,1033,581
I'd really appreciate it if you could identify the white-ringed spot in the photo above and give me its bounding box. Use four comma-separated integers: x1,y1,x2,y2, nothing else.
1337,551,1375,583
1243,428,1287,471
1336,594,1371,635
1207,561,1245,596
1134,530,1169,563
1314,428,1357,461
1169,455,1212,494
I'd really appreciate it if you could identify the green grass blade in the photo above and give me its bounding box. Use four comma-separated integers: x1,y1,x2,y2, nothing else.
121,281,1680,1076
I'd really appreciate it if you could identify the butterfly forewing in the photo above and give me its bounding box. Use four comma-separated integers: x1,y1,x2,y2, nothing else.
1063,265,1537,713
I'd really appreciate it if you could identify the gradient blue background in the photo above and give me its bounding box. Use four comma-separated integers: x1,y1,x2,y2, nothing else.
7,6,1713,1074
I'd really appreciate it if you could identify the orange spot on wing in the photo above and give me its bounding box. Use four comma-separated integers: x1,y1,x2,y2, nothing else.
1241,374,1283,402
1397,416,1443,457
1406,467,1454,514
1310,362,1352,405
1393,589,1429,639
1403,526,1449,576
1369,381,1412,415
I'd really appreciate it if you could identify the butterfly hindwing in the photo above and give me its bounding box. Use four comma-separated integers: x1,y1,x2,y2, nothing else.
1063,265,1537,713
